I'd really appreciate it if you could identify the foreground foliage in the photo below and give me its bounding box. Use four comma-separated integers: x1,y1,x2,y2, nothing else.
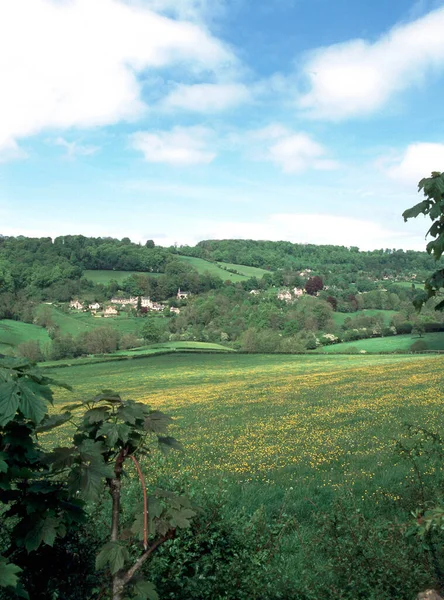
0,357,190,600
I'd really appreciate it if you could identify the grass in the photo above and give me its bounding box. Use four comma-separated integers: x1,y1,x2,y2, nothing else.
320,331,444,353
47,353,442,490
332,309,397,327
83,270,162,284
84,259,269,285
0,320,51,354
43,352,444,593
177,256,267,282
36,304,143,337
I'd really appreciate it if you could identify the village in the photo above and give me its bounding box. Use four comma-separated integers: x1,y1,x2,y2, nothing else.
68,289,190,316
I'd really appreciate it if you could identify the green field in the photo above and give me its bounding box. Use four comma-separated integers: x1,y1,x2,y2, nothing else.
321,331,444,353
0,319,51,354
83,259,269,285
43,352,444,594
36,304,143,337
332,309,397,327
83,270,162,284
47,353,442,489
177,256,268,282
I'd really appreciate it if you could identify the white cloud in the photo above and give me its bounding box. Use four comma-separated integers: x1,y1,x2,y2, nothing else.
0,0,234,155
54,137,99,159
247,124,338,173
130,126,216,165
133,0,227,22
386,142,444,185
1,212,421,251
163,83,250,112
184,213,421,250
299,6,444,119
0,138,27,163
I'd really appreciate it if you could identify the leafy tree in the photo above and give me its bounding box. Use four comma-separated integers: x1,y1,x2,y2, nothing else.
305,276,324,296
141,319,161,344
403,171,444,310
0,358,193,600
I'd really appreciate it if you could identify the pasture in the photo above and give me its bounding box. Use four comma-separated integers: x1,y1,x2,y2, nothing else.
177,256,266,282
0,319,51,355
83,270,162,284
47,353,443,499
321,331,444,353
43,352,444,594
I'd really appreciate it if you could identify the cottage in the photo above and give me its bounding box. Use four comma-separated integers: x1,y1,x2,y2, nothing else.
89,302,101,311
111,297,138,307
150,302,164,312
69,300,83,310
249,290,260,295
170,306,181,314
277,290,292,302
177,289,190,300
293,288,304,297
103,306,118,317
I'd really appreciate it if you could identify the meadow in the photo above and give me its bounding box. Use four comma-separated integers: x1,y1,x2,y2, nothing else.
177,256,268,282
321,331,444,353
39,352,444,595
82,258,269,285
48,353,444,500
0,319,51,354
83,269,162,284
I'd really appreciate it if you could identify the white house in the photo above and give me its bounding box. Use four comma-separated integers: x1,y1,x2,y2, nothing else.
277,290,292,302
177,289,190,300
111,297,138,307
89,302,101,311
293,288,304,297
104,306,118,317
69,300,83,310
170,306,181,314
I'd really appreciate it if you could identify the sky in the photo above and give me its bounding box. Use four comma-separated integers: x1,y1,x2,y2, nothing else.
1,0,444,251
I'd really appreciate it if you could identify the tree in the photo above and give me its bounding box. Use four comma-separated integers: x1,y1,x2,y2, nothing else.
0,358,193,600
305,276,323,296
403,171,444,310
141,319,161,344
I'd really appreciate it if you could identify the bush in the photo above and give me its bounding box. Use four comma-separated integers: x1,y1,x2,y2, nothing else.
410,340,428,352
16,340,44,362
148,493,298,600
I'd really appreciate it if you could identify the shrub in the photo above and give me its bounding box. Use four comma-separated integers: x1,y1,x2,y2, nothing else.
410,340,428,352
16,340,44,362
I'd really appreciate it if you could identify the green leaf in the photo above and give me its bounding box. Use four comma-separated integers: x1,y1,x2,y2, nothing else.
93,390,122,404
168,507,196,529
0,557,22,589
35,412,71,433
116,402,146,425
78,439,106,461
0,381,20,426
132,579,159,600
402,200,430,221
95,542,129,575
62,402,84,411
158,436,183,454
24,515,62,552
0,452,8,473
144,411,173,434
18,381,49,424
96,422,119,447
84,407,110,424
45,446,77,469
73,460,114,501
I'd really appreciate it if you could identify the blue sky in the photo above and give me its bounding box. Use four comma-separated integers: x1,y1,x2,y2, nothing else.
1,0,444,250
